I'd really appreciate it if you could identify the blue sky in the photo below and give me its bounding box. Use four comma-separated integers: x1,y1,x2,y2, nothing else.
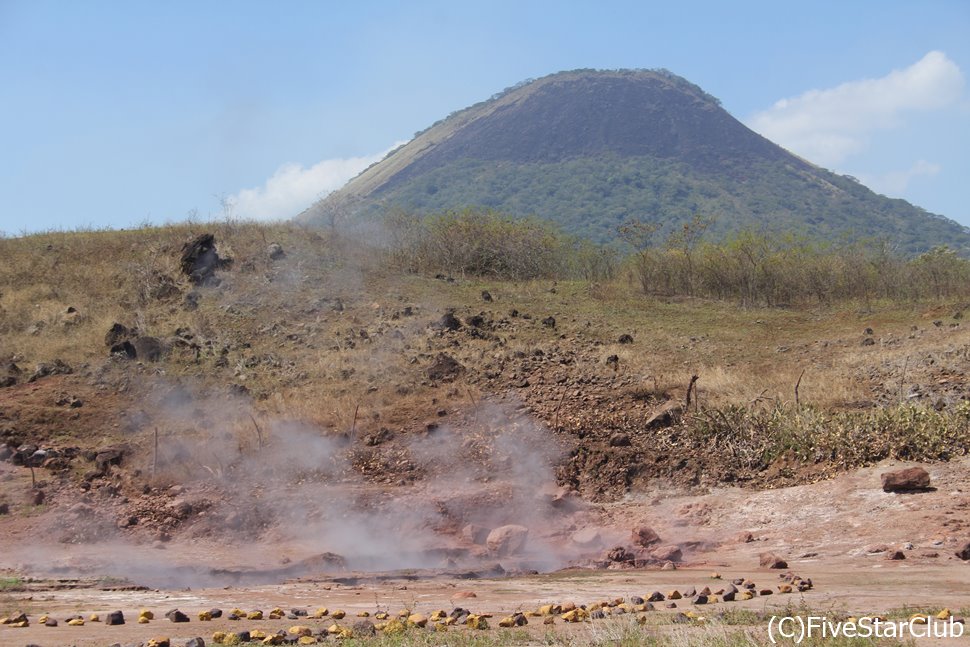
1,0,968,235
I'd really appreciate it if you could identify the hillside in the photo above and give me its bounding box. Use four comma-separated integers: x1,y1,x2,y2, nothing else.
301,69,970,252
3,225,970,644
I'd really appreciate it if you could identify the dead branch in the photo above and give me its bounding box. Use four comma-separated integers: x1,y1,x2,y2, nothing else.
684,374,700,410
794,369,805,407
249,414,263,449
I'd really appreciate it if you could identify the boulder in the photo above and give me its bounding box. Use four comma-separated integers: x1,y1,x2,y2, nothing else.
955,542,970,561
105,610,125,625
132,336,164,362
104,323,132,347
631,525,661,547
180,233,230,285
759,553,788,569
486,524,529,556
426,353,465,382
881,467,931,492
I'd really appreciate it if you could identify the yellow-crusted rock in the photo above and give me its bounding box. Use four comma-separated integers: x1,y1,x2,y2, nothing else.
247,610,263,620
539,604,555,616
331,609,346,619
198,610,213,621
467,614,489,630
374,611,388,620
289,625,312,637
356,611,370,617
212,631,227,644
230,608,245,617
911,614,929,624
408,613,428,627
67,618,85,626
938,609,952,620
88,613,101,622
524,610,541,617
138,616,150,624
498,616,516,628
430,609,447,621
268,611,283,620
561,608,589,623
667,590,682,600
223,633,243,646
250,629,268,640
311,607,329,618
298,637,318,645
382,618,406,635
11,620,29,627
778,584,793,594
140,609,155,620
262,636,283,646
146,638,171,647
270,607,285,616
443,616,457,626
739,591,754,601
326,623,343,634
38,615,48,624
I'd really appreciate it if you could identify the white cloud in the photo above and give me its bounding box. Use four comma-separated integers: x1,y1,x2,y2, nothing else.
857,159,942,197
230,141,407,221
748,51,964,166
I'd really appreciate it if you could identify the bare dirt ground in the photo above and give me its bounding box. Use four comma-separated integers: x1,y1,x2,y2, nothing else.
2,456,969,646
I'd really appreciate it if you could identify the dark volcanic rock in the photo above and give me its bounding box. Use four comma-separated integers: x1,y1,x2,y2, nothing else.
106,610,125,625
426,353,465,382
165,608,190,623
27,359,73,382
180,233,230,285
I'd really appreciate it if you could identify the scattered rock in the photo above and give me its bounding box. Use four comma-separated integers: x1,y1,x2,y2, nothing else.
605,546,635,563
267,242,286,260
436,312,462,331
27,359,73,383
1,360,22,388
352,619,376,637
185,638,206,647
881,467,931,492
486,524,529,556
542,316,556,329
131,336,164,362
106,610,125,625
631,525,661,547
165,609,190,623
426,353,465,382
481,290,493,302
609,433,631,447
618,334,634,344
886,550,906,560
104,322,133,348
759,553,788,569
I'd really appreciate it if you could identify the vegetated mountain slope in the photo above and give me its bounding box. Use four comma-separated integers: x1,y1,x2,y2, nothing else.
300,69,970,253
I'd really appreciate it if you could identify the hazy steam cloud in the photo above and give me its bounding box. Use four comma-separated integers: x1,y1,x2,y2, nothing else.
747,51,964,167
230,141,407,221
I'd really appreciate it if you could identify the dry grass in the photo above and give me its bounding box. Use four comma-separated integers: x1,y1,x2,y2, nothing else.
2,221,969,456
